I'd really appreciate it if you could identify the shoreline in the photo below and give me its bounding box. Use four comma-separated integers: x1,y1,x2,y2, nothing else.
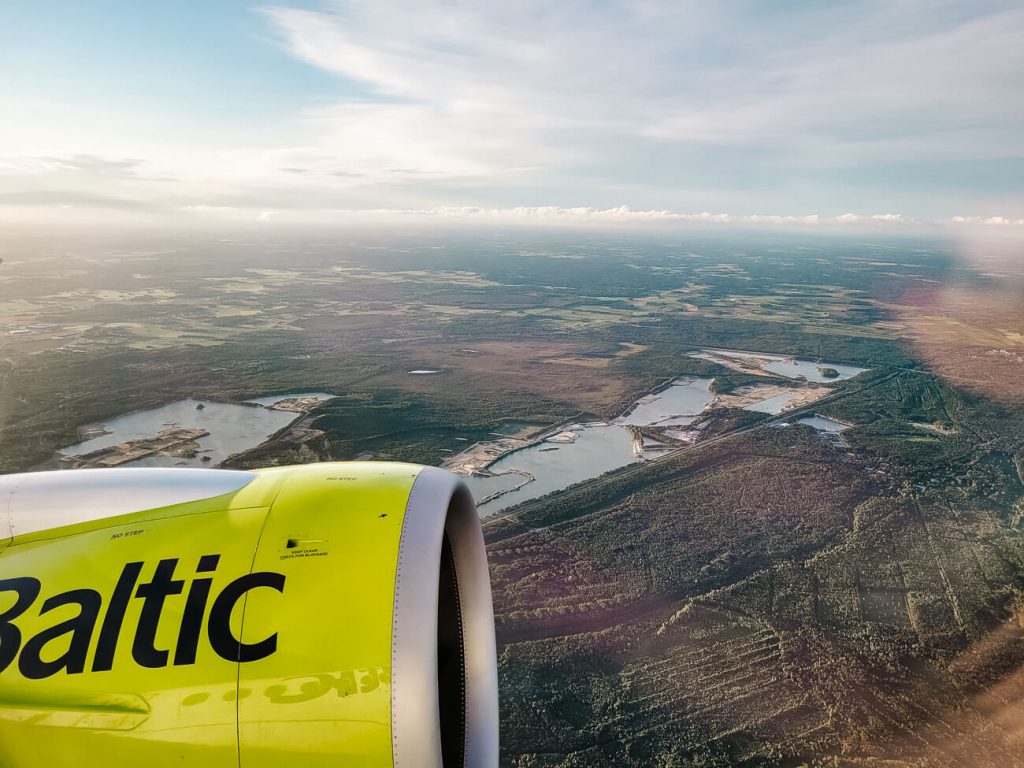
54,393,334,471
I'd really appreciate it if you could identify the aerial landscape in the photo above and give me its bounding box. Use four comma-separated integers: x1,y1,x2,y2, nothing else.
1,226,1022,765
3,0,1024,765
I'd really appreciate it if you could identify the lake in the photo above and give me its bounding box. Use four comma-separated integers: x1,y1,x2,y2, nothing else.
465,424,640,513
466,352,867,514
59,392,335,468
690,349,867,383
796,415,850,432
614,377,715,426
469,377,717,515
745,392,796,414
762,359,867,383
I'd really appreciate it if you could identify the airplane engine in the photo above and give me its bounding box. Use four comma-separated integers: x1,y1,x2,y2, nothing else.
0,462,498,767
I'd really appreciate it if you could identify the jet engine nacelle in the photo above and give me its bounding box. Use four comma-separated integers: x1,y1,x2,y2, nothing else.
0,462,497,767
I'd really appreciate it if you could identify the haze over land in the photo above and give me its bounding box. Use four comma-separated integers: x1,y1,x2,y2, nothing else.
2,1,1024,765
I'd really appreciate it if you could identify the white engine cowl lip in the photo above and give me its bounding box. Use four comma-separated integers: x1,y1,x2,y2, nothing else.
391,466,499,768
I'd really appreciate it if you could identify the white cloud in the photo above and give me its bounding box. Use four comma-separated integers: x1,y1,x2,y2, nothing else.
2,2,1022,219
0,155,151,179
836,212,906,223
950,215,1024,226
259,4,580,182
7,197,1024,233
260,1,1024,182
169,203,972,228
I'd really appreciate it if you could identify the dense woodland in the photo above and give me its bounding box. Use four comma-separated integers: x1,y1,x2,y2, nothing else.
1,232,1022,765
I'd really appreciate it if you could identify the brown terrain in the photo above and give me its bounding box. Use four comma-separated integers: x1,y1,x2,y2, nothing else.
893,284,1024,405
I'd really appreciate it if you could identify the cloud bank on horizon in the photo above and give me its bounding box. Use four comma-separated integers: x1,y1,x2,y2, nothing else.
1,0,1022,229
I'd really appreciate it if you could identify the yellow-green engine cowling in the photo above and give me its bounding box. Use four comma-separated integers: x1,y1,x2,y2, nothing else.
0,462,498,767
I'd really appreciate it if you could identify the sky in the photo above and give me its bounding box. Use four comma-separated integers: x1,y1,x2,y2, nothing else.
1,0,1023,230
